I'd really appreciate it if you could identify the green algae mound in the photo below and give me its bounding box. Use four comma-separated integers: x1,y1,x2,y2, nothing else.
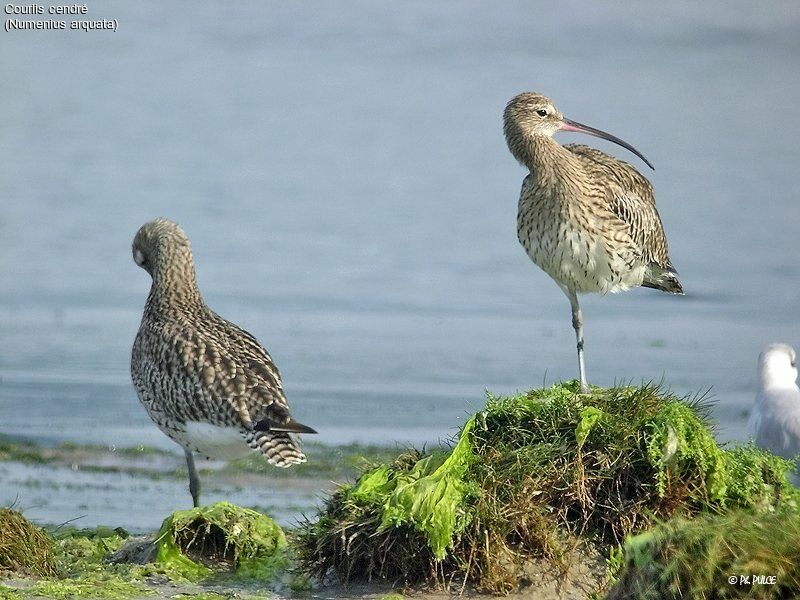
0,508,57,577
606,509,800,599
297,382,800,593
0,506,290,599
155,501,288,580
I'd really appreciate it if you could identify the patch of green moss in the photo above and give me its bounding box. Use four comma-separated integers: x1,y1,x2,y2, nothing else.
2,526,154,599
1,510,295,600
154,501,288,581
0,508,57,577
606,509,800,599
52,527,129,576
644,400,795,509
297,382,800,593
36,527,157,599
11,516,294,597
0,587,23,600
28,578,153,599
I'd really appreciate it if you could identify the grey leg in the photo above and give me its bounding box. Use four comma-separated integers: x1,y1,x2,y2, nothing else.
184,449,201,507
565,288,589,393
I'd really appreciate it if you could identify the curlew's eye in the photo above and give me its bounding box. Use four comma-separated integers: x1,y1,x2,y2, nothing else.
536,109,548,117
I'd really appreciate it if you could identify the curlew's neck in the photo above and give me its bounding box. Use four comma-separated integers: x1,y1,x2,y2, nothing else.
505,125,581,185
146,244,204,314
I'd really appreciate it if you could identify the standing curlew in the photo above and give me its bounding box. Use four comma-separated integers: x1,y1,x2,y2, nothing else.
503,92,683,392
130,218,316,507
749,343,800,468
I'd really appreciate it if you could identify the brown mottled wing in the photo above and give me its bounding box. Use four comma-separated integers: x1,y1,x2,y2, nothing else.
200,310,292,427
144,312,306,466
565,143,674,270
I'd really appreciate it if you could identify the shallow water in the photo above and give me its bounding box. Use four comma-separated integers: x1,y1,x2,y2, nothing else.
0,458,325,532
2,1,800,528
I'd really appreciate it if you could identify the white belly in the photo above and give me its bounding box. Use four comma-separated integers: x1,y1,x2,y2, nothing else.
182,422,253,460
521,226,645,294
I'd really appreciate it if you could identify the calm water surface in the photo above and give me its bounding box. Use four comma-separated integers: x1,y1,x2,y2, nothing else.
2,1,799,526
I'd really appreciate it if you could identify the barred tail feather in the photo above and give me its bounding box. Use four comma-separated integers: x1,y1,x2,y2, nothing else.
246,431,306,467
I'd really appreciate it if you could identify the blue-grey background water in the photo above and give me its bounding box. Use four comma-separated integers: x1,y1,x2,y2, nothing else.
2,1,799,529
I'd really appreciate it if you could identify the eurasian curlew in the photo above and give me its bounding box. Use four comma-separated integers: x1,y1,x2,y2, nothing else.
503,92,683,392
130,218,316,507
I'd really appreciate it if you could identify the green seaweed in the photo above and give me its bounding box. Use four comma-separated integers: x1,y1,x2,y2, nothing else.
154,501,288,581
0,510,294,600
298,382,800,593
1,525,153,599
348,416,477,559
28,578,153,599
606,509,800,599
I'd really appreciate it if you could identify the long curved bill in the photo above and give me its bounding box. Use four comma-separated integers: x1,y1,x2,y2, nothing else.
560,117,654,170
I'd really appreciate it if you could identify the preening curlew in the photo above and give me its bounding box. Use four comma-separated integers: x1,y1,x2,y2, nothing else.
503,92,683,392
130,218,316,507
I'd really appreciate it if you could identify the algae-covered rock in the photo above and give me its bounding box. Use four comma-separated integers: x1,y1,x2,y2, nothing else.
0,508,57,577
297,382,800,593
605,509,800,599
154,501,287,580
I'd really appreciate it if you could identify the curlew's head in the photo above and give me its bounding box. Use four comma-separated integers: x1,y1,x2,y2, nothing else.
758,343,798,391
503,91,654,170
132,218,197,291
